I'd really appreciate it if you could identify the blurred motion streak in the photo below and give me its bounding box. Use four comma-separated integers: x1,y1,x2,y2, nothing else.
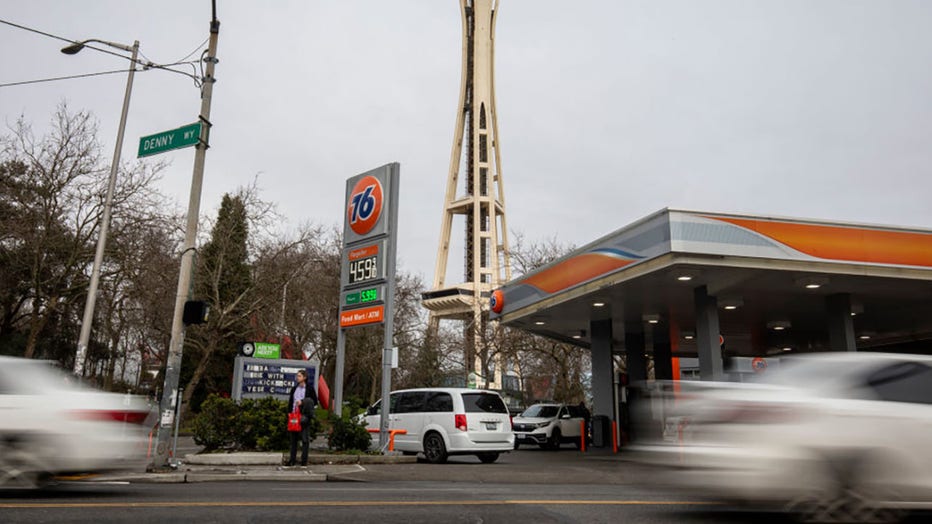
627,352,932,523
0,356,151,488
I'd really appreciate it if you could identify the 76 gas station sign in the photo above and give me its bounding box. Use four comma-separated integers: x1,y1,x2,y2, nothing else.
338,165,398,327
333,163,400,427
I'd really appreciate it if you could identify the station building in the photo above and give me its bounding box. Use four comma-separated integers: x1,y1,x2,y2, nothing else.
490,209,932,441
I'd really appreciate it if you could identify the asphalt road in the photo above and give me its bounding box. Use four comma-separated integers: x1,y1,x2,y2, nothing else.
1,446,928,523
0,480,785,524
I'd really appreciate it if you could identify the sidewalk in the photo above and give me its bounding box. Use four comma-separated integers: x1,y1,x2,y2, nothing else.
90,435,416,484
86,436,638,485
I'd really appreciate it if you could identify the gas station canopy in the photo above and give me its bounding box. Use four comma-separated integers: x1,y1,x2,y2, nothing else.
491,209,932,358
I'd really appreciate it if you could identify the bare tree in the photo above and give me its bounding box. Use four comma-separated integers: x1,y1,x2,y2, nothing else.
0,103,164,361
499,233,590,404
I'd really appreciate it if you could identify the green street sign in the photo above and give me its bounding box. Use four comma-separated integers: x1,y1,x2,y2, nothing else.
138,122,201,158
254,342,281,359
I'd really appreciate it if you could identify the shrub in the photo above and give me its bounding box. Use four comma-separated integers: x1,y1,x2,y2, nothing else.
191,394,322,452
327,412,372,452
237,396,290,452
191,395,238,451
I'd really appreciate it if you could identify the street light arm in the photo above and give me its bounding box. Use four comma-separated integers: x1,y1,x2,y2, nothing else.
61,37,135,55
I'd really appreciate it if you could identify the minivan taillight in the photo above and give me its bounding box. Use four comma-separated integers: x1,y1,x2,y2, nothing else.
455,413,467,431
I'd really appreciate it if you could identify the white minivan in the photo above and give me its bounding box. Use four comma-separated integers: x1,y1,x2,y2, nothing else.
362,388,514,463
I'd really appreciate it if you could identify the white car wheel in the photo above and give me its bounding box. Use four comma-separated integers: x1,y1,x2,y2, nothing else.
0,434,54,488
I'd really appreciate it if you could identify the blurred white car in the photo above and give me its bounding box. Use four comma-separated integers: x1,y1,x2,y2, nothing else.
0,356,151,487
629,352,932,523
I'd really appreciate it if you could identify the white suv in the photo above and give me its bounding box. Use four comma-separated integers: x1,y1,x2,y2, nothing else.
362,388,514,463
512,403,587,450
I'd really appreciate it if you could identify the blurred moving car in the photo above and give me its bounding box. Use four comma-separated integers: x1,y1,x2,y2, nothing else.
361,387,513,463
0,356,151,488
512,403,586,450
628,352,932,523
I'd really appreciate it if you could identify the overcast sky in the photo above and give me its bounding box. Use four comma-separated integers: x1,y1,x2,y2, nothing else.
3,1,932,284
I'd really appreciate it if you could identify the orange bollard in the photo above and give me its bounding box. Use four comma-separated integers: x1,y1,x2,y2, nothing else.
367,428,407,451
611,421,618,453
579,420,586,452
146,423,157,458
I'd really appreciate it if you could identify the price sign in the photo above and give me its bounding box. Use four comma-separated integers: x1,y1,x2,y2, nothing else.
359,287,379,302
341,240,386,289
343,285,384,307
348,254,379,284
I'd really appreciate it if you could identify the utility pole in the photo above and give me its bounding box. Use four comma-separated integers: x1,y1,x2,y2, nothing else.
150,7,220,470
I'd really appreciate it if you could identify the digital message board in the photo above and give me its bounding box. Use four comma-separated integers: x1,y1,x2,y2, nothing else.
231,356,319,402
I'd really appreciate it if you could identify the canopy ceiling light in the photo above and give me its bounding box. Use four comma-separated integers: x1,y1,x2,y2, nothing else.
796,276,829,289
675,270,699,282
767,320,792,331
720,298,743,310
642,314,661,324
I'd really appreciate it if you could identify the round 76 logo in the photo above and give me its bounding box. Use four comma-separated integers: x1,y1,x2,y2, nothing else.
347,175,384,236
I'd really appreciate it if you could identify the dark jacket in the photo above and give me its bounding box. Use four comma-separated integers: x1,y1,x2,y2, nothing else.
287,381,318,420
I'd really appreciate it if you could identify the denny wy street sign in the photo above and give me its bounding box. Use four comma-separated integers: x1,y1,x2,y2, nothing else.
138,122,201,158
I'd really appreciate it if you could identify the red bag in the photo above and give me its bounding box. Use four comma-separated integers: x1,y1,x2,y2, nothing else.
287,406,302,432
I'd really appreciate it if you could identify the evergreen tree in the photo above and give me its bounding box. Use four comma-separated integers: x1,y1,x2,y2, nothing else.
182,193,253,410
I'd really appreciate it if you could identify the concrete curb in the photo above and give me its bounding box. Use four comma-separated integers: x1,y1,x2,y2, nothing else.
186,470,326,482
92,470,328,483
83,451,416,484
183,452,417,466
184,453,283,466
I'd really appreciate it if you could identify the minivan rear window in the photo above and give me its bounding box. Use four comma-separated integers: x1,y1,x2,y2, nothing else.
461,392,508,414
423,392,453,412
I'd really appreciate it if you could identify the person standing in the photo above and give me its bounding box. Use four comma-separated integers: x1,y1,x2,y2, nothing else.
286,369,318,466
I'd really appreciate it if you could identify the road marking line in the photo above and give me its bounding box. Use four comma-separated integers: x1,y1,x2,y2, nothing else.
0,500,719,509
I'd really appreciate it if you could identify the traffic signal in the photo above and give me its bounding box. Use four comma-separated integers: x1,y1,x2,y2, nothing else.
182,300,210,325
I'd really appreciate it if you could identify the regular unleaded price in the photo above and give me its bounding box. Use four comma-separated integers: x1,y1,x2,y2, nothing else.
349,255,379,284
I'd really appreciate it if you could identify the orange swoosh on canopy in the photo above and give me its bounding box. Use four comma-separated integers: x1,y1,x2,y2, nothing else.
521,253,634,294
707,216,932,268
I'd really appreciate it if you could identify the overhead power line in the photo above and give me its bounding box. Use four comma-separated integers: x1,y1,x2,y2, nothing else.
0,68,131,88
0,18,128,61
0,60,203,89
0,18,207,85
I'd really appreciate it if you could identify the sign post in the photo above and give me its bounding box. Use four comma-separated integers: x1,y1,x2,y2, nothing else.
151,13,220,471
335,163,400,453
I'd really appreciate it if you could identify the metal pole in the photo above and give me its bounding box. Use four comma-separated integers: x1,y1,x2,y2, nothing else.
334,329,345,417
171,387,183,463
378,168,400,452
74,41,139,377
151,16,220,470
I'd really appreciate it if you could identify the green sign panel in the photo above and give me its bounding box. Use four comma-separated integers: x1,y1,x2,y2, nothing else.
254,342,281,359
138,122,201,158
344,286,381,306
